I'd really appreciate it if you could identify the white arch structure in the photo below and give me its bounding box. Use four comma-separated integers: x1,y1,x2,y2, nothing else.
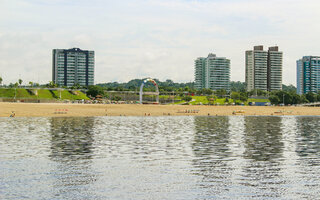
139,78,159,104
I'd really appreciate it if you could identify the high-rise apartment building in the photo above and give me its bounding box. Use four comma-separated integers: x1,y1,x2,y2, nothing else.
194,57,206,89
246,46,268,91
245,45,282,91
268,46,283,91
296,56,320,94
194,53,230,91
52,48,94,87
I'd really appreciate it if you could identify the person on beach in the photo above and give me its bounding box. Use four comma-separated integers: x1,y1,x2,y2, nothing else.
10,111,15,117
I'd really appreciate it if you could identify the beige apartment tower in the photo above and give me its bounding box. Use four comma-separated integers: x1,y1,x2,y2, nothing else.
245,45,282,92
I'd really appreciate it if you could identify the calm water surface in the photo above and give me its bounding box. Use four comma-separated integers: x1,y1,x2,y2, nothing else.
1,116,320,199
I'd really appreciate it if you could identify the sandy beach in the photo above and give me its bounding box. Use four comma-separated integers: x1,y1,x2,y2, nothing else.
0,102,319,117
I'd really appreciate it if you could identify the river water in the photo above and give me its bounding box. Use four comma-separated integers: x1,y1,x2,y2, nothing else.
1,116,320,199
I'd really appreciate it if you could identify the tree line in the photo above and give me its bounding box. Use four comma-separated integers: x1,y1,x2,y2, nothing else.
94,79,320,105
97,79,194,92
2,76,319,105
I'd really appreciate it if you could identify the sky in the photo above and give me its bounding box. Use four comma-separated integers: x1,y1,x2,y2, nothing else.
1,0,320,85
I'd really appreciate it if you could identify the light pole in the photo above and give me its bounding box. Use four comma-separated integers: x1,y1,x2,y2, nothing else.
172,91,174,104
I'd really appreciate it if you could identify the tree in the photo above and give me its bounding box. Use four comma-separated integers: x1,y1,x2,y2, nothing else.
230,81,246,92
317,92,320,102
182,96,192,102
269,95,280,105
195,88,213,95
87,85,105,98
0,77,2,86
300,95,309,103
291,93,303,104
282,84,297,93
215,89,226,98
257,89,267,96
18,79,23,87
112,95,121,101
47,81,57,88
240,92,248,102
248,89,268,97
231,91,240,103
306,92,317,103
71,83,81,89
29,81,33,87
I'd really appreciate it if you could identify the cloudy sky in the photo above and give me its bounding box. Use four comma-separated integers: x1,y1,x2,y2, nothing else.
1,0,320,85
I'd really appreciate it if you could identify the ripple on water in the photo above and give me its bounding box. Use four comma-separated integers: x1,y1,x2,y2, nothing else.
1,116,320,199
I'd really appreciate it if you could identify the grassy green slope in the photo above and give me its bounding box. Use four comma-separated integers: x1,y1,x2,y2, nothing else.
0,88,89,100
37,89,54,99
52,90,89,100
0,88,15,98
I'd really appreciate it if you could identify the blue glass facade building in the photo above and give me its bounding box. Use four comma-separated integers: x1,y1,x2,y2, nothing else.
52,48,94,87
194,53,230,91
296,56,320,94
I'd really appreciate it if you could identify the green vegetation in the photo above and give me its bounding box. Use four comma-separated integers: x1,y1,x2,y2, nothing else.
230,81,246,92
86,85,106,98
37,89,56,99
189,96,208,105
174,100,185,105
0,88,89,100
182,96,192,102
0,78,313,106
89,79,308,105
0,88,15,97
268,90,310,105
52,90,89,100
248,98,270,102
282,84,297,93
173,95,269,106
215,98,226,105
97,79,194,92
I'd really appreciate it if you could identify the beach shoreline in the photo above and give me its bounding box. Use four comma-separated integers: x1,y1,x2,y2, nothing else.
1,102,319,117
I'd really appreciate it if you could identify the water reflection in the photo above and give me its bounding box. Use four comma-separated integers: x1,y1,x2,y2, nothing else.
49,117,97,199
294,117,320,199
49,117,95,160
192,116,232,196
244,116,284,162
2,116,320,199
295,117,320,158
241,117,284,198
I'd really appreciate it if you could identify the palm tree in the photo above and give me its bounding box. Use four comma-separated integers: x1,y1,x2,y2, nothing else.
47,81,57,88
18,79,23,87
14,82,18,100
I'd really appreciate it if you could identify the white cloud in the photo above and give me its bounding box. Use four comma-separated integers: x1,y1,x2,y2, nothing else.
1,0,320,85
